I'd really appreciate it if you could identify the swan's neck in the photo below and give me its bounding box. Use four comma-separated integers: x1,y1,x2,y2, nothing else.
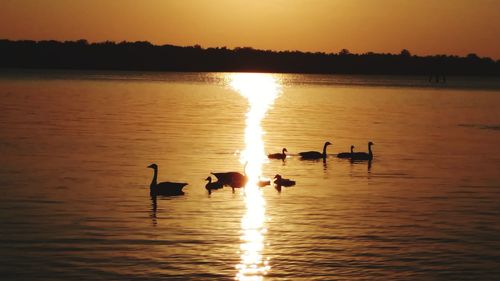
350,146,354,154
282,148,286,155
150,168,158,188
207,177,212,183
322,144,328,158
368,144,373,157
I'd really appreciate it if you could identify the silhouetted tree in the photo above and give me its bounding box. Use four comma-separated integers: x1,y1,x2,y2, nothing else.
467,53,480,60
0,39,498,76
76,39,88,46
339,48,351,56
400,49,411,57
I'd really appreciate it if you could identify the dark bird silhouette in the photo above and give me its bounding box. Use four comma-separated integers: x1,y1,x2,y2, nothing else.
268,148,287,160
352,141,374,160
211,171,247,188
273,174,296,188
299,141,332,160
205,176,223,195
337,145,354,159
211,163,248,192
147,164,187,196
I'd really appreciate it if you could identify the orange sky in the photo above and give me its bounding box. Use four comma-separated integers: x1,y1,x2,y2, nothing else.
1,0,499,58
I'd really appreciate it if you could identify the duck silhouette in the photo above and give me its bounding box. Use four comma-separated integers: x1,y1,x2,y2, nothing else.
299,141,331,160
147,164,187,196
337,145,354,159
268,148,287,160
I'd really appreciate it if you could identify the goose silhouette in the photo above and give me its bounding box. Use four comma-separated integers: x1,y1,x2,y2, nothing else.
205,176,223,195
147,164,187,196
299,141,331,160
337,145,354,159
268,148,287,160
352,141,374,160
273,174,296,188
211,163,248,192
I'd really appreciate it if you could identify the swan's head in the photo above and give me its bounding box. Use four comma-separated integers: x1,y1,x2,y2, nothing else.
350,145,355,149
283,148,288,153
368,141,374,146
274,174,282,180
205,176,212,181
325,141,332,146
147,164,158,169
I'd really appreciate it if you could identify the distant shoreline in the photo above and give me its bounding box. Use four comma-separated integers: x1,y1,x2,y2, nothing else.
1,39,499,76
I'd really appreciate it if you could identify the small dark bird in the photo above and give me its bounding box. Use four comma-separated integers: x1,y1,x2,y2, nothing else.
147,164,187,196
299,141,332,160
337,145,354,159
352,141,374,160
273,174,296,188
205,176,223,195
268,148,287,160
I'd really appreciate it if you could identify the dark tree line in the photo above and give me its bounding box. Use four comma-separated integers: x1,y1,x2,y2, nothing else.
0,39,498,76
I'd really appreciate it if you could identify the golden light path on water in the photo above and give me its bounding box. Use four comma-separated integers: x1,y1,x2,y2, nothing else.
230,73,281,281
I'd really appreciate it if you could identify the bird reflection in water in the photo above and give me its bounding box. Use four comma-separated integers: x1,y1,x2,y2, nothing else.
230,73,281,280
150,196,158,226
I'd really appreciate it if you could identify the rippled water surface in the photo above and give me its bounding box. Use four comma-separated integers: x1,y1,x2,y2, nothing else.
1,70,500,280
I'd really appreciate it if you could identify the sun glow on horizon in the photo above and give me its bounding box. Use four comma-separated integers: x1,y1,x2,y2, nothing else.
230,73,281,280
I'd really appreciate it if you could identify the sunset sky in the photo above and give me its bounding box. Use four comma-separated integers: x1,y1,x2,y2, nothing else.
1,0,499,58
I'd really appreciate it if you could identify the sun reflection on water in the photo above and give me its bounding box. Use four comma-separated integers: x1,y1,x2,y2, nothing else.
230,73,281,280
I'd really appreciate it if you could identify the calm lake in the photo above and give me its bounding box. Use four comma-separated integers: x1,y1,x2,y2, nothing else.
1,70,500,280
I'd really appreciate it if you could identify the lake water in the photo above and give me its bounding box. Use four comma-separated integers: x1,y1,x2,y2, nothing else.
1,70,500,280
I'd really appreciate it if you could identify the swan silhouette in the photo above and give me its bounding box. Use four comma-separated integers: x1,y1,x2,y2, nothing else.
273,174,296,188
352,141,374,160
268,148,287,160
299,141,331,160
147,164,187,196
337,145,354,159
205,176,223,195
